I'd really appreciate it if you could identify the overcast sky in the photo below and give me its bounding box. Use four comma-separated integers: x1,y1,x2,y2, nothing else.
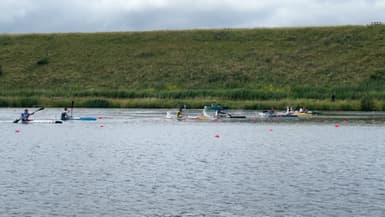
1,0,385,33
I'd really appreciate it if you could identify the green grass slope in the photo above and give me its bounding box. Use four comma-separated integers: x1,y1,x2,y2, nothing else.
1,25,385,110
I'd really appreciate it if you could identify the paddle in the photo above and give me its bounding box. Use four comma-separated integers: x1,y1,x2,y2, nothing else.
13,107,45,123
70,101,74,118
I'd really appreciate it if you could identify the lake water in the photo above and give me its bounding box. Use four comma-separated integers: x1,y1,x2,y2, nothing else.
1,108,385,217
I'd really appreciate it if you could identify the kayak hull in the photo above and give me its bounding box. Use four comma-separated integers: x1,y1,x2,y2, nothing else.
259,112,298,118
20,120,63,124
166,114,218,122
68,117,97,121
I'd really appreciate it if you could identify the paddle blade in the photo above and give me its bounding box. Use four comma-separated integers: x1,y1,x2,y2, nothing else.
13,119,20,123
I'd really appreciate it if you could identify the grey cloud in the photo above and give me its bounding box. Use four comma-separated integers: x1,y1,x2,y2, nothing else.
1,0,385,33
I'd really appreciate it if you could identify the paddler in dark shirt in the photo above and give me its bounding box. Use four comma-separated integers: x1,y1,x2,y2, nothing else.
21,109,31,121
61,107,71,120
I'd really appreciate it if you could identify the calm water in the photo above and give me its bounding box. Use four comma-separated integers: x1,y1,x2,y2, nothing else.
1,108,385,217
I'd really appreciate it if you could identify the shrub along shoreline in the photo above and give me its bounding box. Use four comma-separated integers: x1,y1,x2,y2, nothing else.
0,96,383,111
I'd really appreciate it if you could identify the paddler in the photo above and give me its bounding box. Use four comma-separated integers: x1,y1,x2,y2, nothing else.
21,109,31,122
61,107,71,120
176,107,183,119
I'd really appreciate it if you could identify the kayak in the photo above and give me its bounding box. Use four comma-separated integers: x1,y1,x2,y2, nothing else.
18,120,63,124
166,112,218,121
293,110,321,117
183,115,217,121
226,114,247,119
67,117,97,121
293,112,313,117
258,112,298,118
203,108,247,119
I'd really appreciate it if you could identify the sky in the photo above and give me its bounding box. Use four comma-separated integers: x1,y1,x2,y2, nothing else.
1,0,385,33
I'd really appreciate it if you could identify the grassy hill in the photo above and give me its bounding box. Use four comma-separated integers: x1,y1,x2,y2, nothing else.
1,25,385,110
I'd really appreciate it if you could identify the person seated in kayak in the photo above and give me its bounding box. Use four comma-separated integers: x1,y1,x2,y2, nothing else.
299,107,304,113
61,107,71,120
176,107,183,118
215,109,227,118
21,109,31,121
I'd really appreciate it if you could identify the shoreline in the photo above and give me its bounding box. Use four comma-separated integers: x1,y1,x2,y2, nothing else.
0,97,383,111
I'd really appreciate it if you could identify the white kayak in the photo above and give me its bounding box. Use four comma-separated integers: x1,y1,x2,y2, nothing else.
166,112,218,121
18,119,63,124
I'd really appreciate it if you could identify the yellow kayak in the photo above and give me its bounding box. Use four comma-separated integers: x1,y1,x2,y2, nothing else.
293,112,314,117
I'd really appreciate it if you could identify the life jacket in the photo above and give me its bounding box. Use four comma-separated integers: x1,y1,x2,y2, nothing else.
176,111,182,118
21,112,30,121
